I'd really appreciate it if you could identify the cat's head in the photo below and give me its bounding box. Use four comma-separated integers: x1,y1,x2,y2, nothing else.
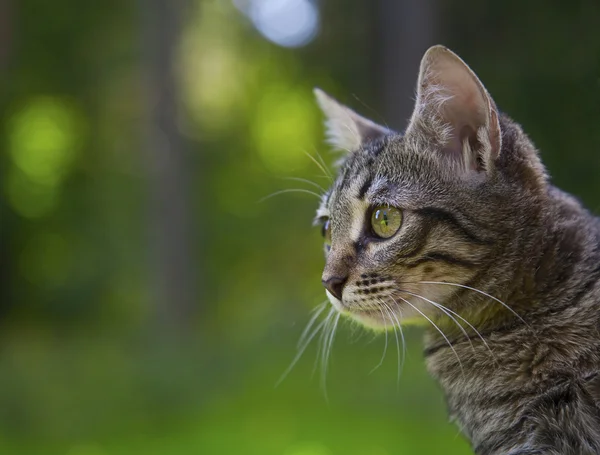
315,46,548,329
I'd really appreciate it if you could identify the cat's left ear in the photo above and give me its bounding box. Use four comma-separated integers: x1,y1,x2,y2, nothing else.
314,88,391,152
407,46,501,172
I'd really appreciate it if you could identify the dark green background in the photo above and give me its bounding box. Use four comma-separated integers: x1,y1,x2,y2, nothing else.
1,1,599,454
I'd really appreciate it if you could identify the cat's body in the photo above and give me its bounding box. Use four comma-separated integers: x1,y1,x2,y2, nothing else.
313,47,600,454
426,165,600,453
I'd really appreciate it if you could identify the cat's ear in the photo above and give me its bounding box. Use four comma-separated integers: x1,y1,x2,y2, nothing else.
314,88,391,152
407,46,501,172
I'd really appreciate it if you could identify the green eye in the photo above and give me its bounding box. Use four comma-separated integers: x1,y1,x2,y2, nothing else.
322,219,331,246
371,206,402,239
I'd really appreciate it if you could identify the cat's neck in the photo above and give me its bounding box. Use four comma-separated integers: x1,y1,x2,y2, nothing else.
423,185,600,453
429,184,600,342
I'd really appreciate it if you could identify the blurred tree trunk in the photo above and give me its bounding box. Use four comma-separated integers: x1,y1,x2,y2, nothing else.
0,0,11,74
0,0,12,321
376,0,439,129
141,0,196,333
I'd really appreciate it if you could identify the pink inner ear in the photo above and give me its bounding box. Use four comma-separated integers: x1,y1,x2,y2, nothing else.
441,134,463,163
488,108,501,160
432,69,496,171
440,84,488,137
409,46,503,170
461,90,482,115
441,124,482,171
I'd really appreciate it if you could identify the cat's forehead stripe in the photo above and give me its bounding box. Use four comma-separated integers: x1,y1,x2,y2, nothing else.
336,153,374,192
322,166,372,244
334,163,372,200
346,176,370,241
357,176,372,200
338,156,361,190
348,199,366,242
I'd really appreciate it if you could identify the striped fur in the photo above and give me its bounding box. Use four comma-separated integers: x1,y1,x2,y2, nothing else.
315,46,600,453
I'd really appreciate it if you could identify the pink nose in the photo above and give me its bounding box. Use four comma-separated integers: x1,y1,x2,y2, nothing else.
322,276,347,300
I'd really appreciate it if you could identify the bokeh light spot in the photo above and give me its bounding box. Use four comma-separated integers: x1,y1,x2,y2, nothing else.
8,96,82,187
179,2,252,134
251,0,319,48
253,86,318,173
5,168,59,218
235,0,319,48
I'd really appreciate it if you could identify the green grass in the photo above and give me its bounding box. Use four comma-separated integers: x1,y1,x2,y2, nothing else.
0,327,472,455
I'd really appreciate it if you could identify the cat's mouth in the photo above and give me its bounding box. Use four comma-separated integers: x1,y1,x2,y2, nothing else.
325,289,346,313
326,289,397,327
326,287,431,329
350,308,391,328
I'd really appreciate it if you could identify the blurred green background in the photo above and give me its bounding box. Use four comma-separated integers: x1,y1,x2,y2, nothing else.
1,0,600,454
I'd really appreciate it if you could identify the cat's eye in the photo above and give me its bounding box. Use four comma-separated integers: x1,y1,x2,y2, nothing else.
322,219,332,246
371,206,402,239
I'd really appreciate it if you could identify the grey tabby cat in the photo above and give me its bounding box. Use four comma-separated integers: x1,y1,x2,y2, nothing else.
313,46,600,454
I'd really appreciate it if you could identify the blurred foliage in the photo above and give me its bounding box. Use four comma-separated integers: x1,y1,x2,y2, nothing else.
1,0,599,454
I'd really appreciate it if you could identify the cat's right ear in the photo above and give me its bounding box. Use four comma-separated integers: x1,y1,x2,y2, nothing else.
314,88,390,152
406,46,502,173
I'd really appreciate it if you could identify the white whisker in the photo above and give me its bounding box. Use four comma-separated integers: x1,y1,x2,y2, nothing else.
314,309,335,378
310,147,333,179
392,295,464,376
416,281,529,329
404,291,473,351
380,300,405,387
320,311,340,402
402,290,498,365
280,177,326,192
350,94,392,131
302,149,333,180
259,188,322,203
276,310,330,387
369,307,389,374
297,301,328,349
388,304,406,387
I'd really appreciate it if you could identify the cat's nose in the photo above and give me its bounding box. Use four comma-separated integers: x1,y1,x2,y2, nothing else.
322,275,347,301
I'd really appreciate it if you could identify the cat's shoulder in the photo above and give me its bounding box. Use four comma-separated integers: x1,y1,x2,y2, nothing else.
583,373,600,407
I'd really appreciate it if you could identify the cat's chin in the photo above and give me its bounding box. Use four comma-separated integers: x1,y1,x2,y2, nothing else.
346,309,426,331
325,290,345,312
349,311,389,329
326,291,427,330
326,291,391,329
